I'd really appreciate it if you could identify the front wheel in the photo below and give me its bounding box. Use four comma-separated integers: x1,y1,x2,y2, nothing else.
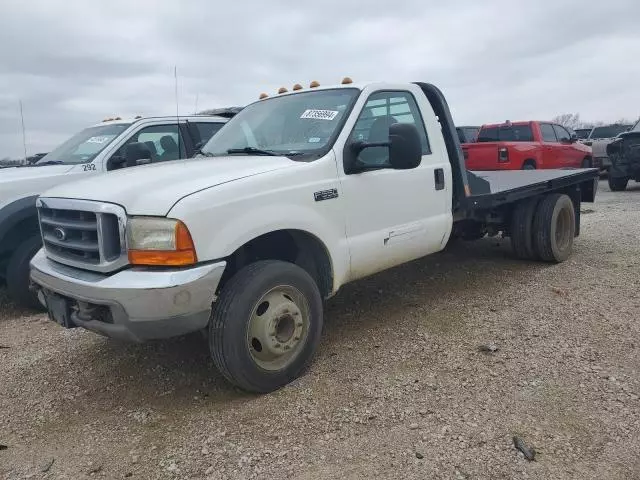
608,176,628,192
7,235,45,311
209,260,323,393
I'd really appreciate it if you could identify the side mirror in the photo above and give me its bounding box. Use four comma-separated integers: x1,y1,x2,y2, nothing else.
346,123,422,173
124,142,152,167
388,123,422,169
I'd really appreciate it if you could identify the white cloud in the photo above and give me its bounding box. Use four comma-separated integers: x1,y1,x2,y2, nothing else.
1,0,639,157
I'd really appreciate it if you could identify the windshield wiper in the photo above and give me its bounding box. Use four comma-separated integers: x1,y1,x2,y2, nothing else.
226,147,279,156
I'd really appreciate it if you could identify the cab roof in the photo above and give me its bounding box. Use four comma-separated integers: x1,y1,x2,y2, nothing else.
89,113,236,128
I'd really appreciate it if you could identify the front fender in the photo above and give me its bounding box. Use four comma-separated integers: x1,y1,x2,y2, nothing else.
0,195,39,247
174,202,350,291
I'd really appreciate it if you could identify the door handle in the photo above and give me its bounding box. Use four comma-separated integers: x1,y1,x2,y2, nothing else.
434,168,445,190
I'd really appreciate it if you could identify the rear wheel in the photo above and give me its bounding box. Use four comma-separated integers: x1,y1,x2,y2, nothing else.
6,235,45,311
581,158,592,168
510,197,540,260
532,194,575,263
522,160,536,170
608,176,628,192
209,260,323,393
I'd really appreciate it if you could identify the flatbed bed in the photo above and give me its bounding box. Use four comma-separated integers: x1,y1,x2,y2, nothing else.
466,168,599,208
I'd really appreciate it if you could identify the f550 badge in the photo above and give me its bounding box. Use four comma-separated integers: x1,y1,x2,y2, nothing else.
314,189,339,202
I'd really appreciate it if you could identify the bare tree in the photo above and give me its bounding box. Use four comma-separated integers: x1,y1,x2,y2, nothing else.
551,113,583,129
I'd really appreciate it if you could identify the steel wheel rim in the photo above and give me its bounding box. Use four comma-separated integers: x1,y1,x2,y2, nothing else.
555,206,572,251
247,285,310,371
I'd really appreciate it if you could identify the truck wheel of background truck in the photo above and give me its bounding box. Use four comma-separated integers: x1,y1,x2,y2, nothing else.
510,197,540,260
608,176,629,192
532,194,575,263
209,260,323,393
6,235,44,310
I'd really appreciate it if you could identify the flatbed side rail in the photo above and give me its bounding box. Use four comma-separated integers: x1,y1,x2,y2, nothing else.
464,169,599,210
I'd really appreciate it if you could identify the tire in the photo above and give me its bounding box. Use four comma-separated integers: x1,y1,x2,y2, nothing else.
608,176,628,192
209,260,323,393
581,158,592,168
532,194,575,263
510,197,540,260
6,235,45,310
522,161,536,170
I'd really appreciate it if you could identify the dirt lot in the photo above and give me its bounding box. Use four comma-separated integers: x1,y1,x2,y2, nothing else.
1,181,639,480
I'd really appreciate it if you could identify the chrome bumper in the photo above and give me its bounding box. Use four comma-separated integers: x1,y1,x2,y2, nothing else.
30,249,226,342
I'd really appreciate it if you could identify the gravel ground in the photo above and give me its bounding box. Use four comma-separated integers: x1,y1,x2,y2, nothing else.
1,181,639,480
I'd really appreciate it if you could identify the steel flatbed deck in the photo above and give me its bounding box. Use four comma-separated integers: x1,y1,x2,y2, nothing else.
466,168,599,209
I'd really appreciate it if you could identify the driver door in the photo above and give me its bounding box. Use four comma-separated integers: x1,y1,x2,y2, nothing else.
338,89,452,281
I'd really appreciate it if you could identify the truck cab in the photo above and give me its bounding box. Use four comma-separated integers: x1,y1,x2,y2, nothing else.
0,113,235,308
606,119,640,191
30,79,598,393
463,121,592,170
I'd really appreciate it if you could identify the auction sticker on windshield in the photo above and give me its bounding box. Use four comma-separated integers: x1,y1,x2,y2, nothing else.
86,136,113,144
300,109,339,120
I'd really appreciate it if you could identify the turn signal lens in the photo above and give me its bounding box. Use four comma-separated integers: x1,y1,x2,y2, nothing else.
127,218,197,266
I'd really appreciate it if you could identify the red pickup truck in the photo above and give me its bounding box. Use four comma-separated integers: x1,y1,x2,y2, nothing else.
462,121,592,170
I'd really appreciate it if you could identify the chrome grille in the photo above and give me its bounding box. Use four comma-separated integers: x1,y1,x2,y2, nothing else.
37,198,128,273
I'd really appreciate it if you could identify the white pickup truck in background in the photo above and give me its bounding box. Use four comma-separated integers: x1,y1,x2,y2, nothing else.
0,111,238,308
30,79,598,393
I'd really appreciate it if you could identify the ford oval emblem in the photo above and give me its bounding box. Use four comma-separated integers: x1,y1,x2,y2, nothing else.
53,227,67,241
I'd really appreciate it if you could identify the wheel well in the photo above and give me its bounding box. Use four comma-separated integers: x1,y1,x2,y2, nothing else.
219,230,333,298
523,159,536,168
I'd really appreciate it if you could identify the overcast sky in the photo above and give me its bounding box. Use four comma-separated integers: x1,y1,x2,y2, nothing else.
1,0,639,158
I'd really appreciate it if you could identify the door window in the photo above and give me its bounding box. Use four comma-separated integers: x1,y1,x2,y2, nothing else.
552,124,571,142
194,122,224,146
109,124,186,169
540,123,558,142
349,91,430,167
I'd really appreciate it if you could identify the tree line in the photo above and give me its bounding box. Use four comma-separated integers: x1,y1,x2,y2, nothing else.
552,113,639,130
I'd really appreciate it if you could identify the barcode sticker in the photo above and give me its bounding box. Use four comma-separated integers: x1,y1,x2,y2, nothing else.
300,109,339,121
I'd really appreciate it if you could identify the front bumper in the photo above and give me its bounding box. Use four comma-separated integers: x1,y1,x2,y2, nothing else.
30,249,226,342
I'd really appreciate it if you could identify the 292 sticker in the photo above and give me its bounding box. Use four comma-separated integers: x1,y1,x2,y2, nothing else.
82,163,97,171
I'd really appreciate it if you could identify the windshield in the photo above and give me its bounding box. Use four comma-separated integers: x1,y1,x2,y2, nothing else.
200,88,359,160
589,125,630,139
38,123,131,164
574,128,591,139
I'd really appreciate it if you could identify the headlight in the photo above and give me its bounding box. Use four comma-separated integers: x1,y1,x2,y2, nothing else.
127,217,197,266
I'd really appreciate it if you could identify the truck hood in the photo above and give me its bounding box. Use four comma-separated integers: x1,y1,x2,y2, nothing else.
0,164,75,181
41,156,297,216
0,164,77,209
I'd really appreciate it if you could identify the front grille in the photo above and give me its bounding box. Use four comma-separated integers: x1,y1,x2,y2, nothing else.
37,198,128,273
